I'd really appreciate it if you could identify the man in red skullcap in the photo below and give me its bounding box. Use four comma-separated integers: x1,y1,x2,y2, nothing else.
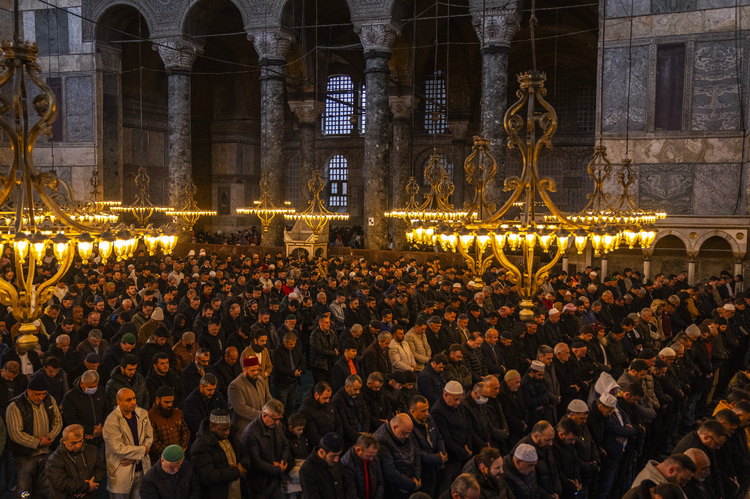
227,356,271,436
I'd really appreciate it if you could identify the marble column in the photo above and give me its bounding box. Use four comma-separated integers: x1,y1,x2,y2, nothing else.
248,28,293,245
449,120,469,206
389,94,418,250
354,19,399,250
688,258,697,285
600,257,608,280
155,38,203,214
562,254,569,275
288,99,324,206
734,255,745,284
471,8,521,199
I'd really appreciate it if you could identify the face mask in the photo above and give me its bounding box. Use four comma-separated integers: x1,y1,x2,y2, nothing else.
476,396,488,405
84,387,97,395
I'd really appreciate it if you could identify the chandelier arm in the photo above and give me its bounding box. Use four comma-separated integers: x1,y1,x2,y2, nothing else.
25,65,58,160
0,279,19,319
456,241,478,273
35,244,75,307
531,244,566,293
14,246,28,292
33,185,107,233
490,240,523,287
483,178,526,225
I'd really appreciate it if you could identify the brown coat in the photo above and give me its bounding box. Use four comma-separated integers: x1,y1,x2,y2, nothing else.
147,405,190,463
172,341,199,374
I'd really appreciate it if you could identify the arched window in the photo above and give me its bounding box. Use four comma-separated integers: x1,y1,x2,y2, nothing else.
324,75,357,135
424,71,447,134
423,154,453,186
326,155,348,209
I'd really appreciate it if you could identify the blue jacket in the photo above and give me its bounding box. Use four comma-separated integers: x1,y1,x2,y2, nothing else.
603,403,637,460
374,423,421,499
417,363,445,406
340,446,384,499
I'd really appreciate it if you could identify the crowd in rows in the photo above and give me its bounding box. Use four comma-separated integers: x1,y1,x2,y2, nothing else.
0,246,748,499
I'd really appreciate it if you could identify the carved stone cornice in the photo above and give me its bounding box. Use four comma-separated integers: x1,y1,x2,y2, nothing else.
288,99,324,125
449,120,470,140
153,37,204,71
470,8,522,50
389,95,418,121
96,42,121,73
247,28,294,63
352,19,400,54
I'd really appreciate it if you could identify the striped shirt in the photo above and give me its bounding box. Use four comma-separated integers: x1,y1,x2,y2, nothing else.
6,396,63,455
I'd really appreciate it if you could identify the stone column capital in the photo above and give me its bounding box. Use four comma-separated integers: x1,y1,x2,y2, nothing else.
353,19,400,55
471,8,521,51
389,95,418,120
449,120,470,140
288,99,324,125
247,28,294,64
154,36,204,72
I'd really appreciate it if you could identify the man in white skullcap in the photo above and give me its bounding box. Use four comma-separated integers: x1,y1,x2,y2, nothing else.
598,391,637,498
502,443,544,498
431,380,472,494
521,361,548,426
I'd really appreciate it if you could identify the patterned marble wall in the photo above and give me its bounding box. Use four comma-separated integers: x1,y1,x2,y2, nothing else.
691,40,741,132
602,46,649,133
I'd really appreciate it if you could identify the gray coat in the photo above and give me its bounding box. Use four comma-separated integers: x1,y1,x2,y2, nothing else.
227,373,271,436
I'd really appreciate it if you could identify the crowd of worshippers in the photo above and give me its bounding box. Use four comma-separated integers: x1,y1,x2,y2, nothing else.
0,246,749,499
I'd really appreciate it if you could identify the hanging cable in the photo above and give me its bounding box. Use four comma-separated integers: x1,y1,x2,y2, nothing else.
623,1,634,160
597,0,608,147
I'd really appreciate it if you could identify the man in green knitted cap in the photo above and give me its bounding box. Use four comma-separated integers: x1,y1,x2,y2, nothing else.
140,444,200,498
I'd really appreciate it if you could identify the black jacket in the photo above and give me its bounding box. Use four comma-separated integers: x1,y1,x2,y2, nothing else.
332,388,370,447
212,357,241,398
460,395,494,450
181,361,213,397
145,368,185,408
340,446,384,499
481,341,505,377
298,388,343,447
309,326,339,370
417,363,445,406
373,422,421,498
241,414,292,491
189,418,250,498
331,356,362,393
430,394,472,461
362,343,392,379
140,459,201,499
60,377,106,446
182,387,227,443
513,437,563,497
45,443,106,499
362,385,390,431
271,343,306,388
498,382,528,445
299,447,348,499
409,413,446,468
502,454,548,499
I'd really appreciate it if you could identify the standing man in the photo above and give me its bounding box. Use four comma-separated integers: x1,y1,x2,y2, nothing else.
147,386,190,463
5,376,63,498
139,445,201,499
271,332,305,417
431,380,473,494
189,408,249,499
374,413,422,499
309,315,339,384
299,432,349,498
340,433,384,499
227,356,271,436
46,424,106,499
241,399,292,499
103,387,154,499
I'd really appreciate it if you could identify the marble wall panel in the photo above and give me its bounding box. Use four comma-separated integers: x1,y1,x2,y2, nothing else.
697,0,750,7
692,164,741,215
34,7,69,55
692,41,742,131
602,46,649,133
639,163,694,214
66,76,93,142
652,0,696,13
606,0,650,17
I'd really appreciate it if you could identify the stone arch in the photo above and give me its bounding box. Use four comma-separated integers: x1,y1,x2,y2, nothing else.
693,230,742,256
178,0,253,36
85,0,160,41
652,230,691,252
